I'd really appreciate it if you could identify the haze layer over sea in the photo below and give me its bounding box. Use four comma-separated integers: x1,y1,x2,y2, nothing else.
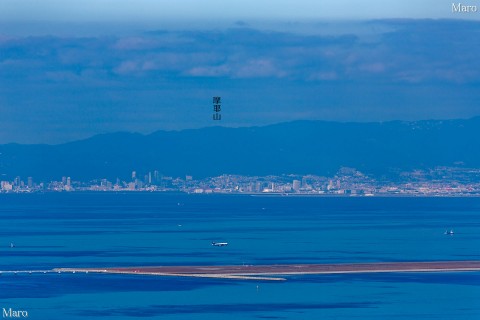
1,193,480,319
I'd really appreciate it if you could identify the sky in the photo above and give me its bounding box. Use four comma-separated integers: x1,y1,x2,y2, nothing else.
1,0,478,23
1,1,480,144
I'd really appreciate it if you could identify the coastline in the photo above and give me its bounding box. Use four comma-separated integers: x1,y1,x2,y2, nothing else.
2,190,480,198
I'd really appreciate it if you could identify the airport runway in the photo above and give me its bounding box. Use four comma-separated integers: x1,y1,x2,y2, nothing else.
50,260,480,281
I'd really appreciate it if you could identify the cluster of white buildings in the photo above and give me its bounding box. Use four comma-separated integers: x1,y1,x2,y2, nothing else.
3,167,480,196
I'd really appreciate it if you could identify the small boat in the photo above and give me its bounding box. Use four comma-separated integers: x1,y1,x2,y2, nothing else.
444,230,454,235
211,242,228,247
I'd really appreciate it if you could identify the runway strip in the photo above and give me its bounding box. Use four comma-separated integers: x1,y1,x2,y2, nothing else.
52,260,480,281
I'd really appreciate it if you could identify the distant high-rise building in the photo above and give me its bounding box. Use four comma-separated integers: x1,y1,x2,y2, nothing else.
132,171,136,181
66,177,71,187
1,181,13,191
148,172,152,184
186,175,193,181
27,177,33,188
62,176,67,185
154,170,160,183
327,180,334,190
292,180,301,192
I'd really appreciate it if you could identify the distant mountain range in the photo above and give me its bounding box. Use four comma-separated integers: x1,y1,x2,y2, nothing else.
1,118,480,181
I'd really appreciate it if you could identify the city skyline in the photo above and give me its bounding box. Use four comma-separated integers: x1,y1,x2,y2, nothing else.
3,165,480,197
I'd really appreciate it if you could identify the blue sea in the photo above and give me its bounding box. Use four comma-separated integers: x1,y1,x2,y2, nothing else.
1,193,480,319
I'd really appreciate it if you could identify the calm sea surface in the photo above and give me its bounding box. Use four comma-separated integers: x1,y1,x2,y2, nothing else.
1,193,480,319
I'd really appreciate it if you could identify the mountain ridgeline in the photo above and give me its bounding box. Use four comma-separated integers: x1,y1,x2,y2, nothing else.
1,118,480,181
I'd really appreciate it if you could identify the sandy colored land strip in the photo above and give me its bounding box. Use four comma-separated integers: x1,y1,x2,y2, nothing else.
53,261,480,281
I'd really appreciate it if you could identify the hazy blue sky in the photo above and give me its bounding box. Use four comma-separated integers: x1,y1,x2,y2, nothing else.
1,0,477,23
1,1,479,143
